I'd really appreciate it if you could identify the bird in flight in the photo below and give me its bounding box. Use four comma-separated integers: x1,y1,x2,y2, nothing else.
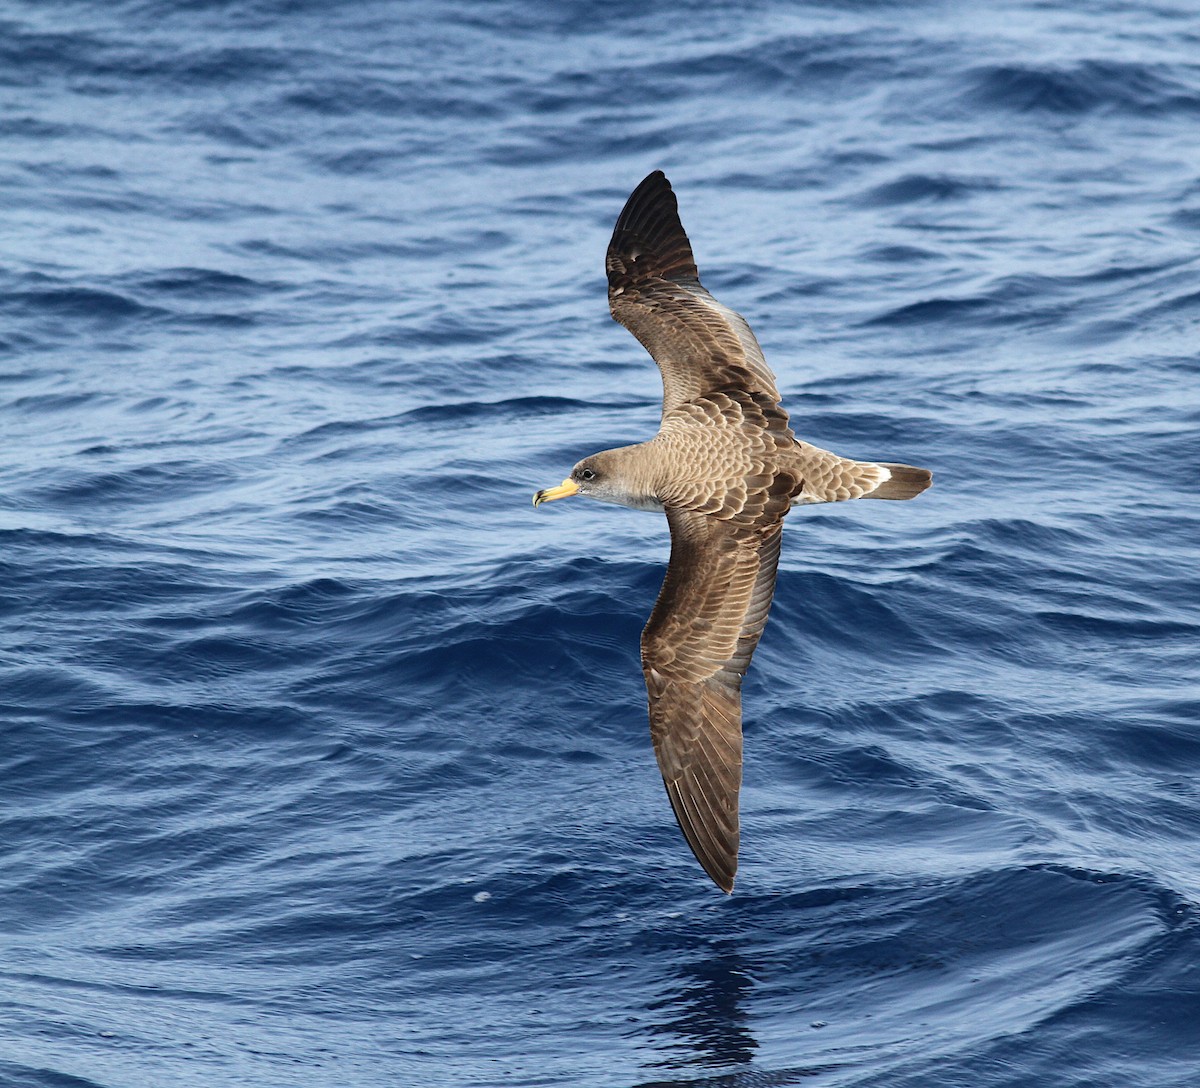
534,171,931,892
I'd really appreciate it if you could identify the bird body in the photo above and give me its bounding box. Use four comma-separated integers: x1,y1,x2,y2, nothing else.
534,171,931,892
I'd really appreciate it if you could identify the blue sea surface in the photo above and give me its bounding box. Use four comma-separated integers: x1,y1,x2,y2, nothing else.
2,1,1199,1085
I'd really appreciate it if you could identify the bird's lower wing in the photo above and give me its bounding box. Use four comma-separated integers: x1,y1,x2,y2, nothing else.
641,511,784,892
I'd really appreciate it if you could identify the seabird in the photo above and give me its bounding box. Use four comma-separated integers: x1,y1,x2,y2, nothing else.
534,171,931,893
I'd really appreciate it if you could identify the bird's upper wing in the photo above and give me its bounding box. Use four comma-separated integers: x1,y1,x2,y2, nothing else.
641,508,784,892
607,171,781,416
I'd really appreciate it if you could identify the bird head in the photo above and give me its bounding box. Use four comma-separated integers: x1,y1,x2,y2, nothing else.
533,455,602,508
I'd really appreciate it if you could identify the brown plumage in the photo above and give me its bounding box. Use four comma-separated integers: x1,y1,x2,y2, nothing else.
534,171,932,892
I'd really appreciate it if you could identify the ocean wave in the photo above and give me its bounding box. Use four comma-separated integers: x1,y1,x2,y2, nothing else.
964,59,1200,116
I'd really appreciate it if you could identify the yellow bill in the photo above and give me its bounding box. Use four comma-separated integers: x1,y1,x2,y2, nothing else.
533,478,579,507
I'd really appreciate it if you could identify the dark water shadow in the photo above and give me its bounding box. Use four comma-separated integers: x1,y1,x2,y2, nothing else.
633,921,849,1088
641,939,760,1072
631,937,840,1086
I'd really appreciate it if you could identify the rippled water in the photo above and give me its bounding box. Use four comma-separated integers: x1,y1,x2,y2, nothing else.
3,1,1199,1085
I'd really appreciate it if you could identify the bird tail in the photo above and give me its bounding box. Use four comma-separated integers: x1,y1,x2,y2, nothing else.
864,462,933,500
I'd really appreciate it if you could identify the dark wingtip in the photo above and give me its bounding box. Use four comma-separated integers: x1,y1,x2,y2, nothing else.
708,864,736,894
607,170,699,290
622,170,671,208
693,847,737,894
663,778,740,895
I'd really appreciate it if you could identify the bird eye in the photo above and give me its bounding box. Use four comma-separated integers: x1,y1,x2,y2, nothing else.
580,469,596,481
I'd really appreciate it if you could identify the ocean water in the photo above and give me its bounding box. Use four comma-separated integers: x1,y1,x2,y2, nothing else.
2,0,1199,1085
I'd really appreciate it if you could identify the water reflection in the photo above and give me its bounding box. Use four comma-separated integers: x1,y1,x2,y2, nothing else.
641,939,758,1072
